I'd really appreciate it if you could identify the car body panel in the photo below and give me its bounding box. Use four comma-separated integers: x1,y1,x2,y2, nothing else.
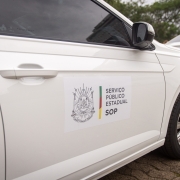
1,0,180,179
166,43,180,49
14,134,163,180
0,106,5,180
0,35,165,179
166,35,180,49
151,41,180,140
156,53,180,139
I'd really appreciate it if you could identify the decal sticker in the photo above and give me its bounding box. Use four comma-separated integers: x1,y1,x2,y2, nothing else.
64,76,131,132
99,86,102,119
71,85,95,123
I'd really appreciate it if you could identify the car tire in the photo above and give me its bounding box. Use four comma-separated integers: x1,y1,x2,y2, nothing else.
160,94,180,159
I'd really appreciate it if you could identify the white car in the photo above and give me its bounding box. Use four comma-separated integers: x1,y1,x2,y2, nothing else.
0,0,180,180
166,35,180,48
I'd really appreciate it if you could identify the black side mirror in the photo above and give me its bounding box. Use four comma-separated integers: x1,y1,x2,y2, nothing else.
132,22,155,49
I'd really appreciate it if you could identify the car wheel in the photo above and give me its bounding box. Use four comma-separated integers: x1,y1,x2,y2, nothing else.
160,94,180,159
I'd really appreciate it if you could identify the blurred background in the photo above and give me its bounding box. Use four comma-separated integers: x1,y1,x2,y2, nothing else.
105,0,180,43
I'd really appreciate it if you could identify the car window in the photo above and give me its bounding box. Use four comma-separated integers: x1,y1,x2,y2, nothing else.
125,24,132,39
0,0,131,47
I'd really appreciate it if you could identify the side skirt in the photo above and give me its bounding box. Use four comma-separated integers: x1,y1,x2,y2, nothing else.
85,139,165,180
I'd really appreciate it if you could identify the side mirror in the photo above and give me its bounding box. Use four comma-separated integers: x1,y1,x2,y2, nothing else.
132,22,155,49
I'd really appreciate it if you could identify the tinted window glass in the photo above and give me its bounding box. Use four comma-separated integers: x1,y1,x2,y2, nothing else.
0,0,131,47
125,24,132,39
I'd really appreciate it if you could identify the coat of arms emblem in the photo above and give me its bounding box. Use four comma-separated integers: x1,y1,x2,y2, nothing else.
72,84,95,123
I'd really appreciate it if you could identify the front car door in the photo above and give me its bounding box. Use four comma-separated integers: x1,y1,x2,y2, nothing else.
0,0,165,179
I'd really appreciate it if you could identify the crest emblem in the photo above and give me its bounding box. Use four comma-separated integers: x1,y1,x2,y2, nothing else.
72,84,95,123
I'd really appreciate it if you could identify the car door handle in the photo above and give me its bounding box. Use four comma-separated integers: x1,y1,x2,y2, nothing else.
0,63,59,79
0,66,58,79
0,69,17,79
15,69,58,78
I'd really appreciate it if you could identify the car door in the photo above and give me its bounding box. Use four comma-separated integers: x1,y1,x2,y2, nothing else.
0,0,165,179
0,106,5,180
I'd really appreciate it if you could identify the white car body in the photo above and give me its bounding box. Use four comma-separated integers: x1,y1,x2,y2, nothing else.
166,35,180,49
0,0,180,180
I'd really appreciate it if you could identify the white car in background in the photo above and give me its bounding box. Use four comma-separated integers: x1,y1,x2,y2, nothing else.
166,35,180,49
0,0,180,180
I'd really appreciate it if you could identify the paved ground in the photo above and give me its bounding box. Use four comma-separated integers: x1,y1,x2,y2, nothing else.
100,150,180,180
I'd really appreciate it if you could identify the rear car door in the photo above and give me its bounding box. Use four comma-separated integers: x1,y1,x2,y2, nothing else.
0,0,165,179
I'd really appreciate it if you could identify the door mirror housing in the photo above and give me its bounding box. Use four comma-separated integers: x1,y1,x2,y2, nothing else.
132,22,155,49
